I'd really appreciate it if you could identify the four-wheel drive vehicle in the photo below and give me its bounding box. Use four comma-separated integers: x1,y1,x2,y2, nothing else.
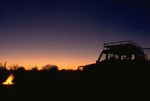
78,40,150,71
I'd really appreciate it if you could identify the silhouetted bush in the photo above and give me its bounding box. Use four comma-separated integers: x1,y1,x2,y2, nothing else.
30,66,38,71
0,66,6,70
9,64,19,70
9,64,25,71
0,62,7,70
42,64,58,71
17,66,25,71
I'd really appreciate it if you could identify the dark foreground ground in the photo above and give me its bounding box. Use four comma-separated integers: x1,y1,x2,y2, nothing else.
0,61,150,101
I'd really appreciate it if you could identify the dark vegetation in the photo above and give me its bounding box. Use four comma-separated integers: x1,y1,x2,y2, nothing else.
0,61,150,101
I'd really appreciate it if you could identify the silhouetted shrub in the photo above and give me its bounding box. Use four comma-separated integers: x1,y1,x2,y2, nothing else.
9,64,25,71
0,66,6,70
0,62,7,70
42,64,58,71
17,66,25,71
9,64,19,70
30,66,38,71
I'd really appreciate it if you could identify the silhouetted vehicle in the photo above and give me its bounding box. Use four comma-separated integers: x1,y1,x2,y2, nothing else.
78,40,150,71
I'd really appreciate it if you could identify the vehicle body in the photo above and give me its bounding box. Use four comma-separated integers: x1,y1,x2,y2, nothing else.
78,40,150,71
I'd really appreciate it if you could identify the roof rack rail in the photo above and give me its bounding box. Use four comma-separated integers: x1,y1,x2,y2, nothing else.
103,40,142,49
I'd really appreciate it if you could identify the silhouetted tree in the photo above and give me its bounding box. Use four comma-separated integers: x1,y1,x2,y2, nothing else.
42,64,58,71
0,62,7,70
9,64,19,70
17,66,25,71
9,64,25,71
30,66,38,71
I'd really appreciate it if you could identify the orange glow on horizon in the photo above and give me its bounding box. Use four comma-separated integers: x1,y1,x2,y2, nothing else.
1,48,97,70
5,61,93,70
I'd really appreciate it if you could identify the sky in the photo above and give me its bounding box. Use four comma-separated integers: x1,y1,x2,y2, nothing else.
0,0,150,70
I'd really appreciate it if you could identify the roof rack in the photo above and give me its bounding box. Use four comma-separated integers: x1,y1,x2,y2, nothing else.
103,40,142,49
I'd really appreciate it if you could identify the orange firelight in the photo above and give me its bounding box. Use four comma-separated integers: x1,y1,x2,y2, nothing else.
2,74,14,85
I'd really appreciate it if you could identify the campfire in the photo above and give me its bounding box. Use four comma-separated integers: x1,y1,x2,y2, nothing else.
3,74,14,85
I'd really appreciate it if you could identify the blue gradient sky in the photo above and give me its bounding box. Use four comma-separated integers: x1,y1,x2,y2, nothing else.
0,0,150,69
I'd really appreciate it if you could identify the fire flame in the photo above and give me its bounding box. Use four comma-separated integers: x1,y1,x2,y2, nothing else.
3,74,14,85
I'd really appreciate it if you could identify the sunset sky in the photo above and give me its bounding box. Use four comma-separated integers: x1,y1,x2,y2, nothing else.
0,0,149,70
